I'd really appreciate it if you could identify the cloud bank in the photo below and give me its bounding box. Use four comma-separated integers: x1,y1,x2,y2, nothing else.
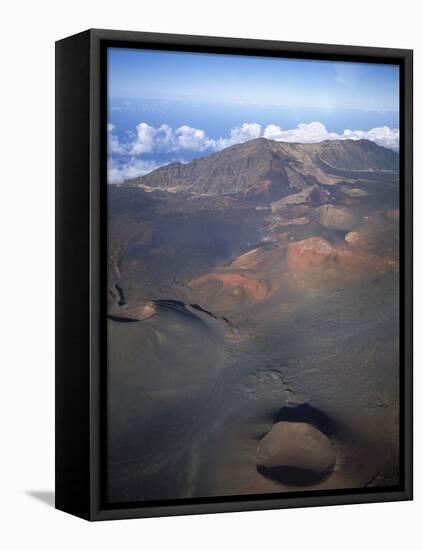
120,121,261,155
108,157,163,185
263,122,399,150
108,121,399,183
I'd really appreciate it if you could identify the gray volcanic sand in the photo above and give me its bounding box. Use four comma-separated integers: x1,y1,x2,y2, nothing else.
107,259,399,502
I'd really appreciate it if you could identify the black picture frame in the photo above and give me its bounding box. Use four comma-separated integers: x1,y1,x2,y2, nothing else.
55,28,413,521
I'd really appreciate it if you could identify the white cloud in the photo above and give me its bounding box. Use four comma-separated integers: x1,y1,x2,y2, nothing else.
174,125,214,151
123,122,214,154
263,122,399,151
110,120,399,157
264,121,338,143
108,123,126,155
130,122,157,154
109,121,263,157
108,157,162,184
341,126,399,150
216,122,261,149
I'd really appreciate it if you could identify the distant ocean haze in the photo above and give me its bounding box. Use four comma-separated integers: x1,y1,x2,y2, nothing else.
109,98,399,140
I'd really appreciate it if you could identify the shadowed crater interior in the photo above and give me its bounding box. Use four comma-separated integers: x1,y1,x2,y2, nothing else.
272,403,336,437
256,464,328,486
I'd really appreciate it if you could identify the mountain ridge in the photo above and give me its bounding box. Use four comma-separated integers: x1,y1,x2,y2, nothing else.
126,138,399,202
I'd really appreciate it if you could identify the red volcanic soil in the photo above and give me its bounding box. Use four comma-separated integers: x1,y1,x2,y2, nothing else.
287,237,398,284
112,302,157,321
189,272,269,306
189,234,399,313
287,237,334,273
229,248,264,270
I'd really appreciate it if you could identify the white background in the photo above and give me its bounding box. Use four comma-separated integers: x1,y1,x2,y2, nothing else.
0,0,420,548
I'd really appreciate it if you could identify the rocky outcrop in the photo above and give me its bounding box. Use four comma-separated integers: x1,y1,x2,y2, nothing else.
271,185,331,211
315,204,359,231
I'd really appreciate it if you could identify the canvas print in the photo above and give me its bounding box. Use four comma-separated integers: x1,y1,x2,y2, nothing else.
106,48,400,504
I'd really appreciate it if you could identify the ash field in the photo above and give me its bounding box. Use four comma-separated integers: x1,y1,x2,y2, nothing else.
106,138,400,503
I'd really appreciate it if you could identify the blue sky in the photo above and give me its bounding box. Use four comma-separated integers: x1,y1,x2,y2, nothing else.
108,48,399,110
107,47,400,183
